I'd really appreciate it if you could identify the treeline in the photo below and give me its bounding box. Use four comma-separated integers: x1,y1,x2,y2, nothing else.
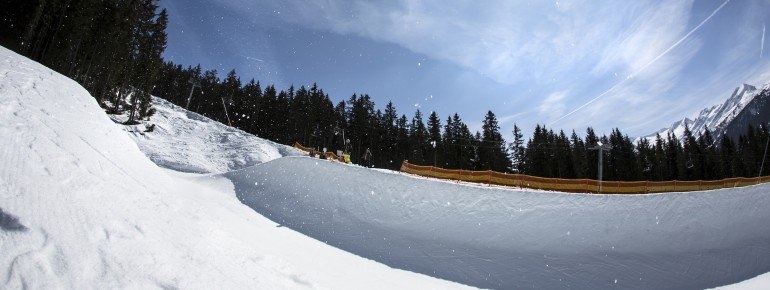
0,0,168,124
153,63,770,181
520,123,769,181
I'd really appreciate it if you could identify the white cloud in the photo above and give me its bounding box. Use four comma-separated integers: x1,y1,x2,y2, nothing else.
212,0,770,137
591,1,694,76
538,91,568,121
218,0,647,85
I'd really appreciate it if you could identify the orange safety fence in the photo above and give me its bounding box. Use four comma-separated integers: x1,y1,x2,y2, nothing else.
400,161,770,194
294,142,344,162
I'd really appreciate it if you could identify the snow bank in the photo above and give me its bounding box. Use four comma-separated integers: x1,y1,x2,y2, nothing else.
713,272,770,289
228,156,770,289
112,96,302,174
0,46,470,289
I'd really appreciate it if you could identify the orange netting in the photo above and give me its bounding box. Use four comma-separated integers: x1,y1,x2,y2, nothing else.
400,161,770,194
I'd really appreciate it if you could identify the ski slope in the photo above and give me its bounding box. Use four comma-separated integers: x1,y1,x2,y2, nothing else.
112,96,302,174
0,46,470,289
228,157,770,289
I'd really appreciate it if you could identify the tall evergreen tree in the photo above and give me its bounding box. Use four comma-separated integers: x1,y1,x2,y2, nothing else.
570,130,587,178
426,111,443,167
681,124,702,180
508,124,526,173
409,110,429,164
636,137,654,180
584,127,599,180
479,111,511,172
526,125,550,177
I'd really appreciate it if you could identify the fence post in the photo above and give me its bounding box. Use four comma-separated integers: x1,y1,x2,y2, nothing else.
645,180,649,194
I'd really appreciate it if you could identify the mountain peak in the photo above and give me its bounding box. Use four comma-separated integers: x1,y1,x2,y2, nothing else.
641,82,766,143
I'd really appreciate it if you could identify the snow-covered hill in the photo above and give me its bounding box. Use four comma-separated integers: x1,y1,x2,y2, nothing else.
111,96,302,174
0,46,470,289
643,83,770,142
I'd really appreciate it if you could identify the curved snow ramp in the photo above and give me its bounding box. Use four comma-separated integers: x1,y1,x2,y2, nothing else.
227,157,770,289
401,161,770,194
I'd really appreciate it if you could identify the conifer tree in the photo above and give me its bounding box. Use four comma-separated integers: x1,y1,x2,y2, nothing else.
554,130,574,178
442,115,457,168
526,125,549,177
699,128,719,179
479,111,510,172
636,137,654,180
381,102,399,169
426,111,443,167
409,110,429,164
584,127,599,179
508,124,526,173
681,124,702,180
570,130,587,178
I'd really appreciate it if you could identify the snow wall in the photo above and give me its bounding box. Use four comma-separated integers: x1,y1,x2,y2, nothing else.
116,96,302,174
227,157,770,289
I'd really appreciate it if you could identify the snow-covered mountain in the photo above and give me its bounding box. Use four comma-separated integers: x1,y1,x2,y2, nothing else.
643,83,770,142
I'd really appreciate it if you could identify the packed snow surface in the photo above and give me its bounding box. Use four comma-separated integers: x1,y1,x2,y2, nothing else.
713,272,770,289
0,46,470,289
229,157,770,289
112,96,302,174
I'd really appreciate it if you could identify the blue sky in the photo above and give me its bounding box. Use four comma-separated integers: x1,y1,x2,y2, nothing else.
161,0,770,139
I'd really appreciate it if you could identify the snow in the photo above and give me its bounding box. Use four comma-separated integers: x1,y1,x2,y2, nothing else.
229,156,770,289
642,83,769,142
0,45,470,289
713,272,770,289
110,96,302,174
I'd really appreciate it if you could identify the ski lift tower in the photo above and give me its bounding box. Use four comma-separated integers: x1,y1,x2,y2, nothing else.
186,79,200,110
760,121,770,178
334,126,347,152
589,141,612,193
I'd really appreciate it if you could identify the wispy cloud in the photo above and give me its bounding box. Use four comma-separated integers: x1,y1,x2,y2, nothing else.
538,91,568,122
759,24,765,58
549,0,730,128
209,0,770,137
222,0,644,85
